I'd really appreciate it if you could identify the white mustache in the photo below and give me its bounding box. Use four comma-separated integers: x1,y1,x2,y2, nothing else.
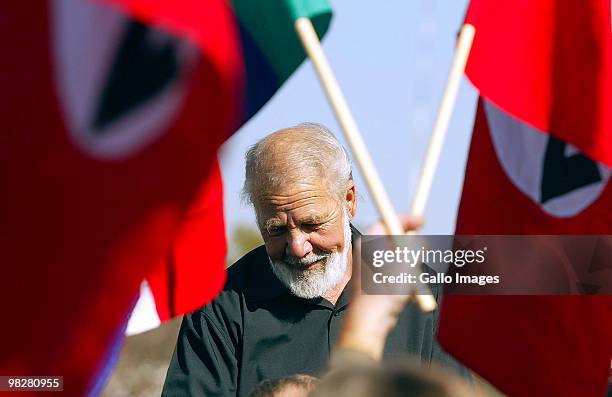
282,251,330,267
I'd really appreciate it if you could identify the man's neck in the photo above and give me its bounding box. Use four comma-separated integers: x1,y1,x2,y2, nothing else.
323,246,353,305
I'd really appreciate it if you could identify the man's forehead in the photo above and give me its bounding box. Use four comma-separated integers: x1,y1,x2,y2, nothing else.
256,180,335,206
259,197,336,218
259,176,326,196
256,192,339,227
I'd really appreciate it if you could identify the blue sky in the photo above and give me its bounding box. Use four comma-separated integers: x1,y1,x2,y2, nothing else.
219,0,478,241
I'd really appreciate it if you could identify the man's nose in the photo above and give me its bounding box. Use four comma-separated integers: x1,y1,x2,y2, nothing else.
285,229,313,258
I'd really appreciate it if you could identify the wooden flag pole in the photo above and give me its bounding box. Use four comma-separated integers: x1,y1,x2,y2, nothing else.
407,24,476,234
294,17,437,312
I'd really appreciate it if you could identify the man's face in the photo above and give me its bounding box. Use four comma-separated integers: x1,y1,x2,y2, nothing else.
254,179,356,298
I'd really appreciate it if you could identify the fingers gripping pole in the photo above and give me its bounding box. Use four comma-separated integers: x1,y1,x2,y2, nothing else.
294,17,437,312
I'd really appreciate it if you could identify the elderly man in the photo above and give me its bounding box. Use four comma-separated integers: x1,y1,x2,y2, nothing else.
161,123,464,397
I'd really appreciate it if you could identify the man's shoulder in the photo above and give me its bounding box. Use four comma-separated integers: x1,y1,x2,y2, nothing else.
195,245,285,314
225,244,287,300
224,244,270,291
186,246,272,330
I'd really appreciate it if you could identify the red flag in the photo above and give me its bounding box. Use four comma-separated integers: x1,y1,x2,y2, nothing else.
112,0,334,332
438,2,612,395
0,0,240,394
464,0,612,167
146,160,227,322
438,101,612,396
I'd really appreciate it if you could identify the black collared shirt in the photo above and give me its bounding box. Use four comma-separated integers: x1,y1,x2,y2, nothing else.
162,236,466,397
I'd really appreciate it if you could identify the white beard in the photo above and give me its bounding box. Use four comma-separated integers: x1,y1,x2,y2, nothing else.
271,211,352,299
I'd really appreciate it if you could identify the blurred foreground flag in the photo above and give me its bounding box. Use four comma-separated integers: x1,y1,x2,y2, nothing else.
0,0,330,396
130,159,227,334
110,0,333,331
438,1,612,396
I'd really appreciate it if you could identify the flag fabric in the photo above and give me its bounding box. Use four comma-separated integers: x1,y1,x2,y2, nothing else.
118,0,333,331
463,0,612,168
145,159,227,323
118,0,333,328
0,0,331,396
438,1,612,396
438,101,612,397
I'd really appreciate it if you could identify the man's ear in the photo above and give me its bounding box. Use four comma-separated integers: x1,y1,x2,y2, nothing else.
345,180,357,219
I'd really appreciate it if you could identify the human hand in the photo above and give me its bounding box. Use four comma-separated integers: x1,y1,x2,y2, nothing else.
366,214,424,235
338,214,425,361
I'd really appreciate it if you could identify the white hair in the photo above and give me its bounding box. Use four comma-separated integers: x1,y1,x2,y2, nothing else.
241,122,352,206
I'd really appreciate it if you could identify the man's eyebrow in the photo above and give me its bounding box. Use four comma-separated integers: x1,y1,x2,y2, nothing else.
263,214,330,230
264,219,285,230
300,214,327,224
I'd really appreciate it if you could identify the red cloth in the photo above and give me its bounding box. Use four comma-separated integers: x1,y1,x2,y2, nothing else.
147,160,227,321
464,0,612,167
439,4,612,394
0,0,239,395
438,101,612,397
